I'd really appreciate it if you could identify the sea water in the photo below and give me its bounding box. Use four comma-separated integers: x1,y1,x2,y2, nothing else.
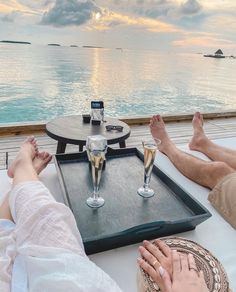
0,43,236,124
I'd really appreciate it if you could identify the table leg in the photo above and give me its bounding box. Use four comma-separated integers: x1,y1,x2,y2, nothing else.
56,141,67,154
79,144,84,152
119,141,126,148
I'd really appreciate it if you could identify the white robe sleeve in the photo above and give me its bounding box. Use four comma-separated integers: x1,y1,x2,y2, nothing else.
9,181,85,257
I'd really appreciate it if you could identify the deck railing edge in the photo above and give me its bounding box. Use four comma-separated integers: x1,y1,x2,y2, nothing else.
0,111,236,136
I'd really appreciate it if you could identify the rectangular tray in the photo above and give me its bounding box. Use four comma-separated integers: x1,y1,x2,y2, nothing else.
54,147,211,255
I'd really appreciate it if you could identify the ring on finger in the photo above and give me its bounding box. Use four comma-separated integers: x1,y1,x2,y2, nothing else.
152,260,158,267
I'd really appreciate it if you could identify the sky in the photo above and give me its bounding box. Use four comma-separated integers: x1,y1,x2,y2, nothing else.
0,0,236,52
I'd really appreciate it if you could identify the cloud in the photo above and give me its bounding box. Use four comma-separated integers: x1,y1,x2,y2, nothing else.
97,0,202,19
0,11,22,22
17,0,54,9
180,0,202,15
40,0,101,27
87,9,180,34
1,13,14,22
173,35,236,49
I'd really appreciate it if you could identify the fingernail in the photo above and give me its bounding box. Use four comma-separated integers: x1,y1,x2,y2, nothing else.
137,258,143,264
159,266,165,277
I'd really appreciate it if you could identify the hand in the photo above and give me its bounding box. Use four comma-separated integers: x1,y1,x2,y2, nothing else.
138,239,172,291
159,251,209,292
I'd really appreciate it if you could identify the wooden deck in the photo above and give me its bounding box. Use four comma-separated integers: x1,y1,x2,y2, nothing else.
1,115,236,170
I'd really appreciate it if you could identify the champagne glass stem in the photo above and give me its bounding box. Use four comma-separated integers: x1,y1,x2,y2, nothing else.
143,174,151,190
92,167,100,200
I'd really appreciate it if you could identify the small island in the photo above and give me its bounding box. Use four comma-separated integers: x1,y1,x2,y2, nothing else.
83,45,104,49
48,43,61,46
203,49,236,59
70,45,78,47
204,49,225,59
0,40,31,45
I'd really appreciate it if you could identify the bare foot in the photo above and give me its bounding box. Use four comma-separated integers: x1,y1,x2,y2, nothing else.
189,112,208,151
33,152,52,175
150,115,174,154
7,136,38,178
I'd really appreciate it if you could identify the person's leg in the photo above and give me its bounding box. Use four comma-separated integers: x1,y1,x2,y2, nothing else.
9,136,38,186
189,112,236,170
0,136,39,221
7,138,85,256
0,140,54,292
150,115,235,189
0,137,39,221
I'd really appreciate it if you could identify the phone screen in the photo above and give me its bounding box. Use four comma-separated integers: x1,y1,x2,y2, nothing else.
91,101,104,109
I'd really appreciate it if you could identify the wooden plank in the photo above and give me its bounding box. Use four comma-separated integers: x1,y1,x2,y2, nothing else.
120,111,236,125
1,111,236,136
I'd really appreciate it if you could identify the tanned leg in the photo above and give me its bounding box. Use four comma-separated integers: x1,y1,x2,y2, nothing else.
189,112,236,170
150,115,234,190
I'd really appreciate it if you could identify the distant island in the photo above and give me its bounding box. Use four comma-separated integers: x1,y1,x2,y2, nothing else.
83,45,104,49
70,45,78,47
204,49,225,59
204,49,235,59
0,40,31,45
48,43,61,46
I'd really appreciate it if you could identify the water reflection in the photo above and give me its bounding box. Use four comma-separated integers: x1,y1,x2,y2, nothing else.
0,44,236,123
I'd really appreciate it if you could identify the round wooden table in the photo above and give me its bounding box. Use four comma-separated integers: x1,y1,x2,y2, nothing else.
46,115,131,153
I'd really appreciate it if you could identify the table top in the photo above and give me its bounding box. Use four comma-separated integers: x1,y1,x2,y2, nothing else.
46,115,131,146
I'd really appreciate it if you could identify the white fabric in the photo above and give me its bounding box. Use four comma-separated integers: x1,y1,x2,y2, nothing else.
0,181,122,292
0,220,16,292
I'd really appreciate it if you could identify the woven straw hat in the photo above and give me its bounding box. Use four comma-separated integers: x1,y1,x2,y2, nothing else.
137,236,230,292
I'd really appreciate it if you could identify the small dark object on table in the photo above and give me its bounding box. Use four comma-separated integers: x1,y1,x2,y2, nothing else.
106,125,123,132
82,114,91,123
92,120,101,125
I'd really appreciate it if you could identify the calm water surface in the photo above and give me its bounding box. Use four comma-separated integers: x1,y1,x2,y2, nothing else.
0,44,236,123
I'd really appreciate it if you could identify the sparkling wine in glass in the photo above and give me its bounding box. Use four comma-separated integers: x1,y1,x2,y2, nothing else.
138,139,161,198
86,135,107,208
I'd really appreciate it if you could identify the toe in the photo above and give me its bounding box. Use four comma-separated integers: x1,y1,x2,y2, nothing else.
27,136,35,143
44,154,52,165
37,152,45,159
159,115,164,123
155,115,159,122
43,152,50,159
47,155,52,163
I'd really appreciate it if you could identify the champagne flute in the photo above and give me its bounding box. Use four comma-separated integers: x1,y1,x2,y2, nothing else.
138,139,161,198
86,135,107,208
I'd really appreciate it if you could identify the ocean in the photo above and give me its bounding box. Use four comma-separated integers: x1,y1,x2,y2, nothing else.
0,43,236,124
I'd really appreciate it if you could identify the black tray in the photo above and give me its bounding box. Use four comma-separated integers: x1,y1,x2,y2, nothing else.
54,147,211,255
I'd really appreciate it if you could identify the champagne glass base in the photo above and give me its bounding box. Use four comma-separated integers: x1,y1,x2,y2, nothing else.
86,196,105,208
137,187,155,198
